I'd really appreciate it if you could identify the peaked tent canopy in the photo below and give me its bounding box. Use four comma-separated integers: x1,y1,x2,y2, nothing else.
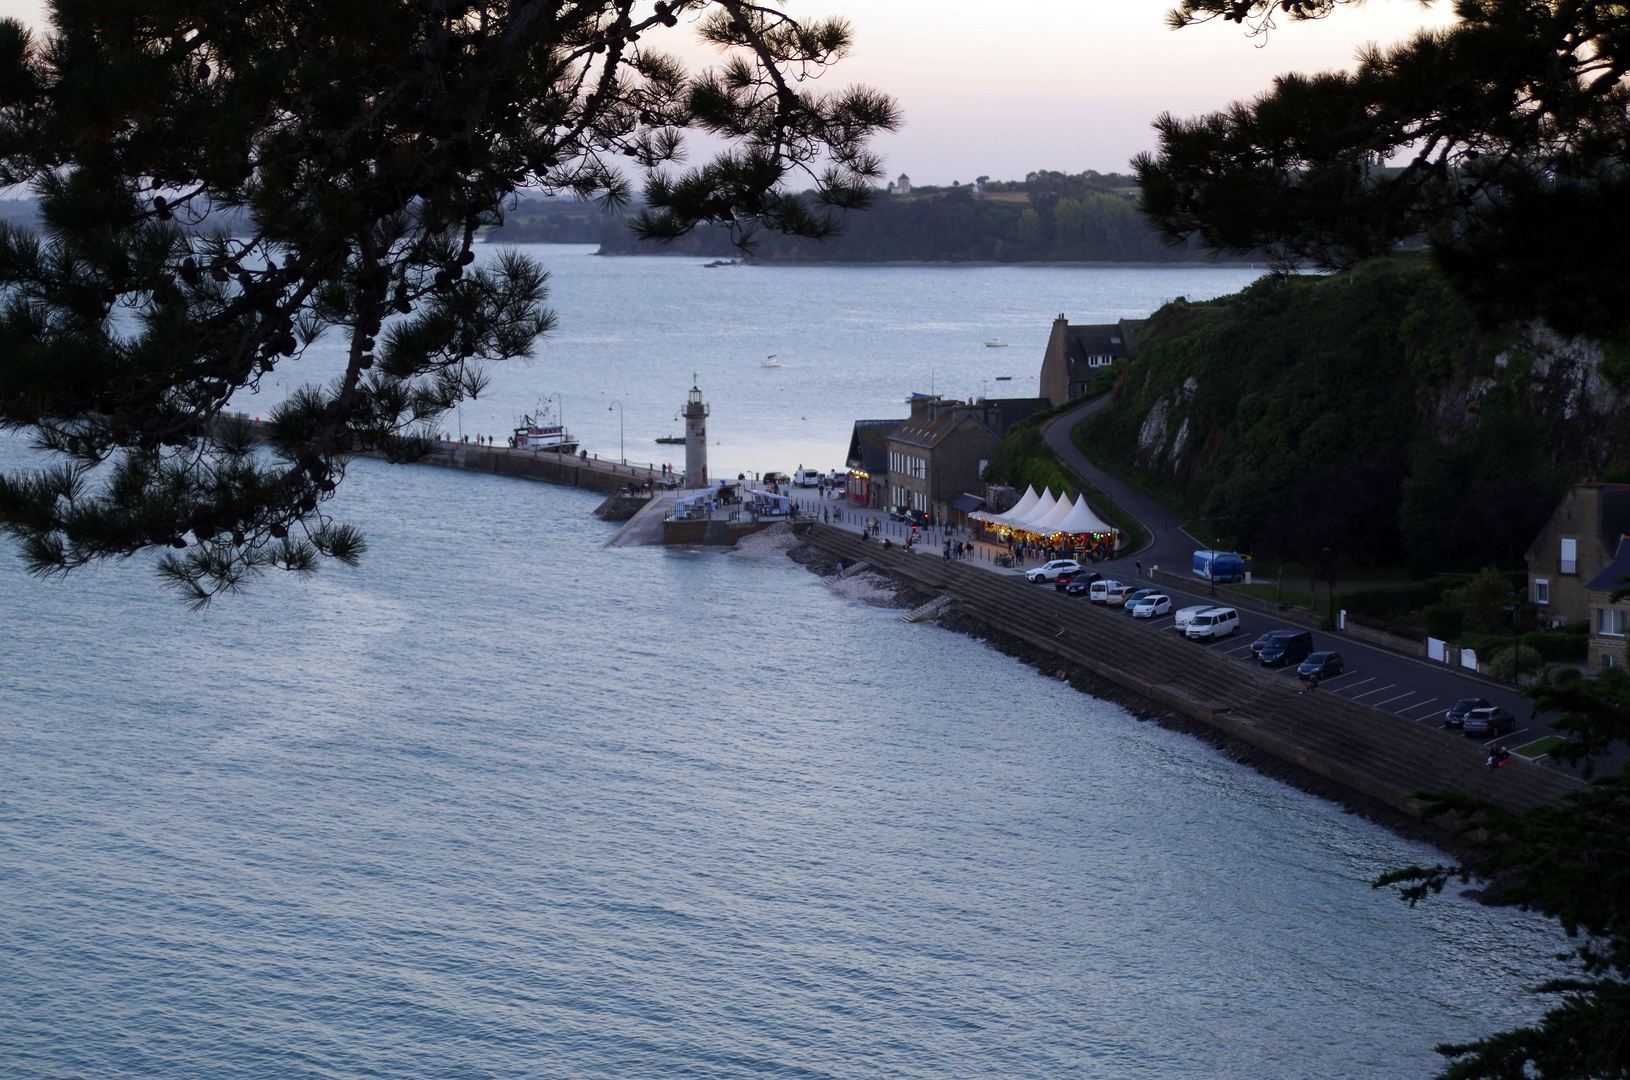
1054,495,1115,536
979,484,1040,526
1025,493,1076,535
1010,490,1058,532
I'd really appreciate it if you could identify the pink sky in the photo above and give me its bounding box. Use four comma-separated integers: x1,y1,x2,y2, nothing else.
0,0,1456,183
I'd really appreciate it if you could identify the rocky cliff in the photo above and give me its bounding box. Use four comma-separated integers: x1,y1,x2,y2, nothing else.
1078,253,1630,573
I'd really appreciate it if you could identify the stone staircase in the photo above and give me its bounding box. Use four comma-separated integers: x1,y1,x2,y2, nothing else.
823,560,872,586
902,595,953,623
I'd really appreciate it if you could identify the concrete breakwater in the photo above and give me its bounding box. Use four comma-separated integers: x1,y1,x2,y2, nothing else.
226,414,672,496
417,440,666,495
801,523,1581,821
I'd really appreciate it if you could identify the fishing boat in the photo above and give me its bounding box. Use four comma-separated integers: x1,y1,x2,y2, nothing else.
761,354,782,368
512,405,578,453
984,339,1009,347
655,435,684,445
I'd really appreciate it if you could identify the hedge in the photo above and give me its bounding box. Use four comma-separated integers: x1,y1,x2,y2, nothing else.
1334,583,1451,621
1521,632,1588,662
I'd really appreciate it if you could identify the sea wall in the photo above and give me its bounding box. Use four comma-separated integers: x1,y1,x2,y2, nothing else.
801,524,1580,820
423,443,662,495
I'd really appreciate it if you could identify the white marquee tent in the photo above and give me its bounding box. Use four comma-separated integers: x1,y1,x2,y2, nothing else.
1052,495,1115,536
973,484,1040,526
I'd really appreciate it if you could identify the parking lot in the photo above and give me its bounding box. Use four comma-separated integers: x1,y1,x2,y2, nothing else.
824,503,1561,759
1063,579,1547,751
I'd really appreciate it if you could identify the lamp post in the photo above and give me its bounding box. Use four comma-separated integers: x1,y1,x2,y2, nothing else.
1511,596,1523,684
547,393,564,433
1323,547,1333,621
608,399,624,464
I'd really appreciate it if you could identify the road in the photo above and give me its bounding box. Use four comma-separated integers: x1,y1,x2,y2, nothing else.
1005,399,1572,761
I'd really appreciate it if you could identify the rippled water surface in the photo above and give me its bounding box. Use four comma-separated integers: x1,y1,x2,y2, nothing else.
2,260,1567,1079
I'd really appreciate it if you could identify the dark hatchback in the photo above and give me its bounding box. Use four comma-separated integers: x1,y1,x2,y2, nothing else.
1258,630,1314,667
1064,574,1102,596
1056,570,1102,592
1443,697,1492,729
1297,651,1345,679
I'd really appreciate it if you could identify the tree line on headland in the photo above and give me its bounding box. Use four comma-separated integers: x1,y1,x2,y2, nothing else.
488,170,1222,263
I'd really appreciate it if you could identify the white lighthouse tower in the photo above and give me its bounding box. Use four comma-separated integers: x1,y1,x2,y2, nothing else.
682,380,708,489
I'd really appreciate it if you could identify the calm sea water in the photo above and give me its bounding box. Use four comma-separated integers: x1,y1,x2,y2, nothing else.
4,257,1566,1079
228,246,1265,477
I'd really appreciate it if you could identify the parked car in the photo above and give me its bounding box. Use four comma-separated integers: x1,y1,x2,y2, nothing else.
1462,706,1517,736
1089,579,1126,604
1258,630,1314,667
1185,608,1240,641
762,471,791,486
1102,584,1139,607
1025,559,1083,583
1297,651,1345,679
1055,570,1101,592
1443,698,1492,729
1173,605,1212,631
1131,594,1172,618
1064,574,1103,597
1121,588,1158,613
793,468,823,487
1250,631,1282,656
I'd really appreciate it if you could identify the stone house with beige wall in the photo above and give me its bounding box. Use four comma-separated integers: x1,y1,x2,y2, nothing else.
1586,538,1630,671
1525,482,1630,629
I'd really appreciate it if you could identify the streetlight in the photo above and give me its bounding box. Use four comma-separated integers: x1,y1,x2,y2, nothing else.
1511,595,1524,684
547,393,564,431
1323,547,1333,621
608,399,624,464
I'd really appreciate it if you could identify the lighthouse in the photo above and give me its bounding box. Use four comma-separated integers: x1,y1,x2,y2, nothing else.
682,381,708,489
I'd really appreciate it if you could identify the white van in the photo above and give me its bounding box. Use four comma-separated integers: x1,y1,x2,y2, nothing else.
1088,579,1124,604
1184,607,1240,641
1172,604,1212,631
793,468,822,487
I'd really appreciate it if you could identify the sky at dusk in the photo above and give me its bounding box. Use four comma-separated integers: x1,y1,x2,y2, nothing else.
0,0,1457,183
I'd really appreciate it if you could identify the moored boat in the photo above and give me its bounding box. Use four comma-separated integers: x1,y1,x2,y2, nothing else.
512,407,578,453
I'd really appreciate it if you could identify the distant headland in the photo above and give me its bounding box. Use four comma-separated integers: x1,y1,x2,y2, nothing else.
486,171,1253,265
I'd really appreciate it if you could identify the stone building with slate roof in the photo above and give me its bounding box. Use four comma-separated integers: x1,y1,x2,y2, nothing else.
1587,537,1630,671
884,396,1002,525
1038,314,1144,406
844,418,902,508
1525,482,1630,632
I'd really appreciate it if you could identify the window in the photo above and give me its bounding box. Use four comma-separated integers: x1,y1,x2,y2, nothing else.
1608,654,1621,669
1602,608,1626,637
1562,537,1578,574
1534,578,1550,605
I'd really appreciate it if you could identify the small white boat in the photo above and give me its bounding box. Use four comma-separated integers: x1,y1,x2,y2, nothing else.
761,354,782,368
985,339,1009,347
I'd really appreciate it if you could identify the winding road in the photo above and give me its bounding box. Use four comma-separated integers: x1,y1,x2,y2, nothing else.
1038,396,1582,767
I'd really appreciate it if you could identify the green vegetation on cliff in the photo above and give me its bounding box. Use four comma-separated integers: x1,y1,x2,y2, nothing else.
1076,254,1612,576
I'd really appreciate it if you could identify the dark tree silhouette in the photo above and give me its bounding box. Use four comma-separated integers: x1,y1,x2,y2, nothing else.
1134,0,1630,339
0,1,896,602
